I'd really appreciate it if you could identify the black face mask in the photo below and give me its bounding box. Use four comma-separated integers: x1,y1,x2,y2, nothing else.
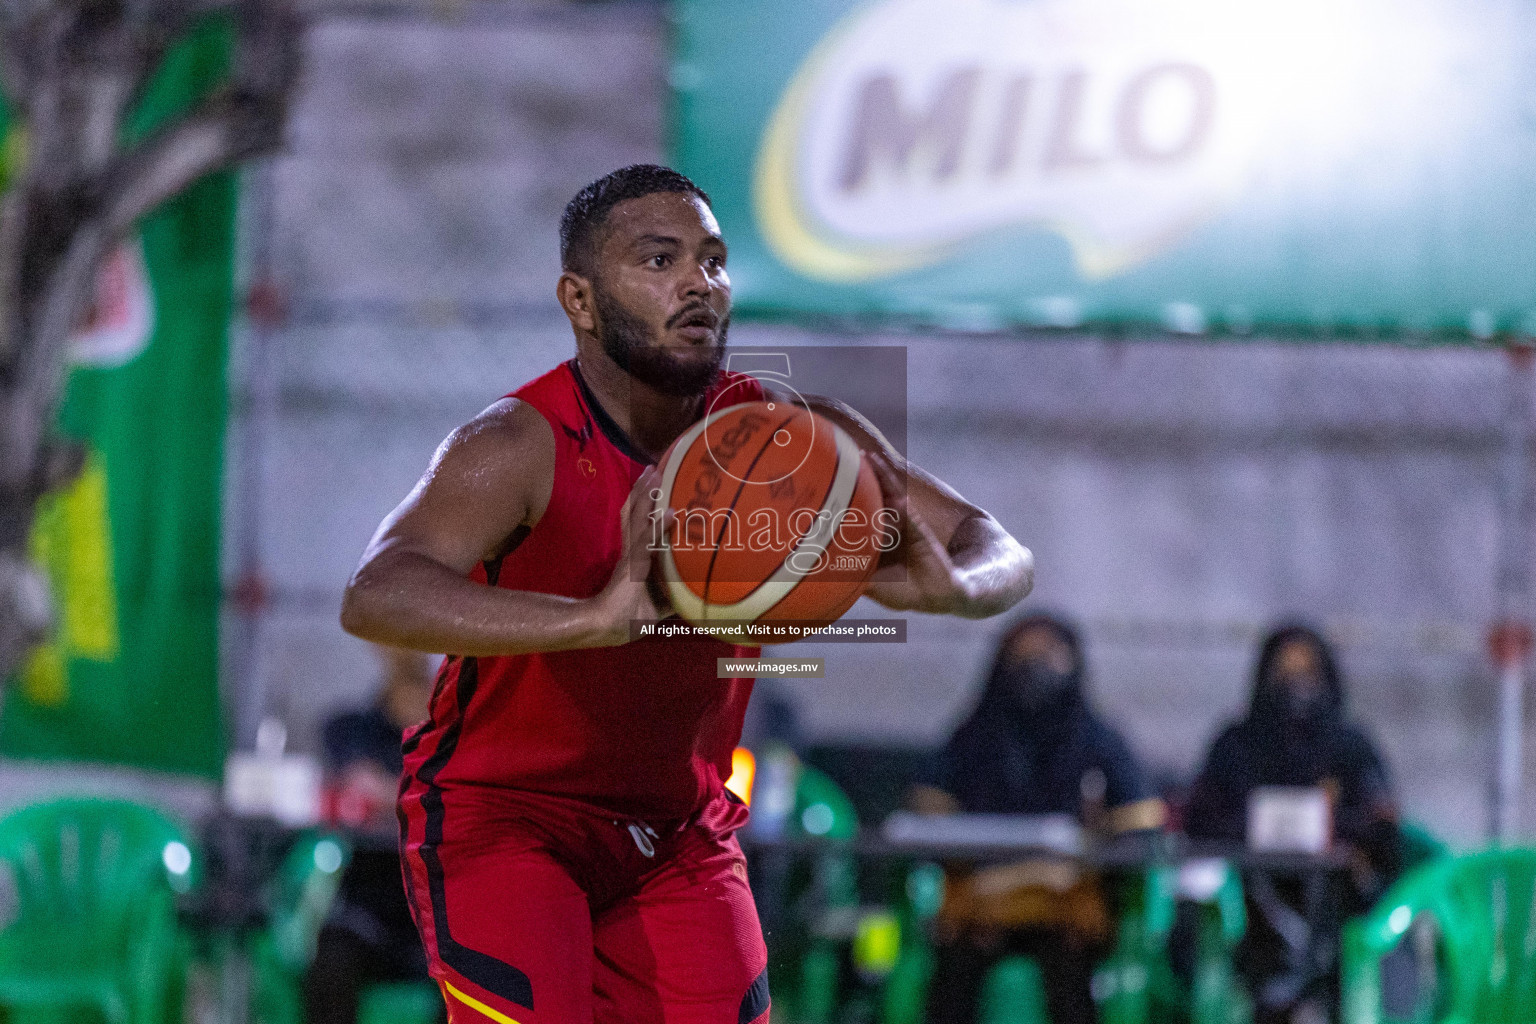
1261,672,1330,725
1001,660,1077,718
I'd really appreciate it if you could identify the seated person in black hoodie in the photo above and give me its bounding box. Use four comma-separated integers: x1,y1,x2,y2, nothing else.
1185,623,1402,1024
913,613,1163,1024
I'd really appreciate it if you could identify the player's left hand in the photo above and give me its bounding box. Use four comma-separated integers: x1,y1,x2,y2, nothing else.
861,450,972,615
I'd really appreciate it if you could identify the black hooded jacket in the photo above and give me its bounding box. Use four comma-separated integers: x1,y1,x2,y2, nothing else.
940,615,1150,818
1185,625,1399,874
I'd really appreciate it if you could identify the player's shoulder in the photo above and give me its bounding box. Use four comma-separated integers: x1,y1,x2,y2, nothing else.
441,362,574,454
421,396,558,526
435,396,556,481
458,395,551,444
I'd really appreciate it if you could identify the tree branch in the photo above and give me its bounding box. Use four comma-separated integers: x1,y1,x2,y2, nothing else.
101,0,297,237
100,91,237,236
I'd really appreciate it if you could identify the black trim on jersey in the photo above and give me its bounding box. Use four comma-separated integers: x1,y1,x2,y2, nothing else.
396,688,438,972
412,656,536,1011
401,733,424,759
568,358,656,466
739,969,771,1023
396,719,429,816
395,776,421,943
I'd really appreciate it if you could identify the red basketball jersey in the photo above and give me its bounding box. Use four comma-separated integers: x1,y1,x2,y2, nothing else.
401,359,765,820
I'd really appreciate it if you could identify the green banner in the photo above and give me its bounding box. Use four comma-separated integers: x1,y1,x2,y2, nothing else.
670,0,1536,338
0,21,237,777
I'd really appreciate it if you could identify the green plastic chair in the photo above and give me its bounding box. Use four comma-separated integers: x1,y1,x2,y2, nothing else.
1095,860,1251,1024
796,763,860,845
979,956,1050,1024
1182,864,1251,1024
0,797,198,1024
1401,822,1451,874
1096,865,1180,1024
879,860,1073,1024
880,862,942,1024
358,981,444,1024
784,763,861,1024
1343,847,1536,1024
247,831,352,1024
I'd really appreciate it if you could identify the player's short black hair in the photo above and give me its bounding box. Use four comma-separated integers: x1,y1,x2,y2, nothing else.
559,164,712,276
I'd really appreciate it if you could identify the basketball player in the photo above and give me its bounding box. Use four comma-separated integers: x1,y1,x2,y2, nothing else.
340,165,1034,1024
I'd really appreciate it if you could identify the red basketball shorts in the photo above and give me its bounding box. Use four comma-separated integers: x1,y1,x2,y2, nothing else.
397,781,770,1024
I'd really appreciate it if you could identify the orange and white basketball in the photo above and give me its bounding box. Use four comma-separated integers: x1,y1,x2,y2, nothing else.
656,399,886,634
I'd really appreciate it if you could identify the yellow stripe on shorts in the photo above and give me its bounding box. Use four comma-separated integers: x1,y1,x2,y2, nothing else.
441,979,524,1024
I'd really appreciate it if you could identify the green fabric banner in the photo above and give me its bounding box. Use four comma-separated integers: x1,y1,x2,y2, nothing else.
670,0,1536,339
0,20,236,777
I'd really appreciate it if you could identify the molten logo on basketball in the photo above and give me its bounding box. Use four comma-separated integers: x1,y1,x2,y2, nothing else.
683,408,771,524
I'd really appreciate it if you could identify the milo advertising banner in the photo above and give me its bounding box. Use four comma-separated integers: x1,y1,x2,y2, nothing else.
0,21,236,777
670,0,1536,337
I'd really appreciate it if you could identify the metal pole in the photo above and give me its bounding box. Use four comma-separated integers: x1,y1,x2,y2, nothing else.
1492,345,1534,842
229,160,282,751
1493,628,1530,842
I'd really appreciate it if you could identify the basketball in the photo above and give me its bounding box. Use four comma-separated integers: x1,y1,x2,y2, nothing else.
655,397,887,634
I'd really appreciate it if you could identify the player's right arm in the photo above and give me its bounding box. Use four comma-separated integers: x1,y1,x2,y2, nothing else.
340,398,664,655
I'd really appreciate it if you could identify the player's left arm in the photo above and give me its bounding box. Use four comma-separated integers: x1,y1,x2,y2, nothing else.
796,392,1034,618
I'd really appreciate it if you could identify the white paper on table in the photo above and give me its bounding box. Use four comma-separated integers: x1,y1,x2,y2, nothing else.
223,752,323,827
1246,786,1331,854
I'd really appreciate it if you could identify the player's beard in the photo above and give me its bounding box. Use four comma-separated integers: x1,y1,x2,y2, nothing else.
594,283,728,397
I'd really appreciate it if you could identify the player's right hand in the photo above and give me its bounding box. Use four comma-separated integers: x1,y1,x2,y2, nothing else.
593,465,674,644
